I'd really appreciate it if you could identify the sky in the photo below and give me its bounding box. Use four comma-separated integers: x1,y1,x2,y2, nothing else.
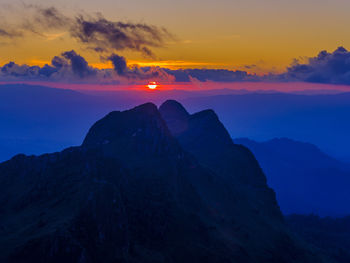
63,0,350,73
1,0,350,87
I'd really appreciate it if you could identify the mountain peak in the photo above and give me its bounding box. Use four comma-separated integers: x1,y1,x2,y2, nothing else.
159,100,190,136
190,109,222,125
159,100,189,116
82,102,180,158
130,102,159,115
186,109,234,147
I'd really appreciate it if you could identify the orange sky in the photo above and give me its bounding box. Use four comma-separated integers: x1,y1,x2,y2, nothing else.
1,0,350,74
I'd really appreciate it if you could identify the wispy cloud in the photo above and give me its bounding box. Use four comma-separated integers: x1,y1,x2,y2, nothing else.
127,60,225,69
0,5,174,58
43,32,66,41
0,28,22,38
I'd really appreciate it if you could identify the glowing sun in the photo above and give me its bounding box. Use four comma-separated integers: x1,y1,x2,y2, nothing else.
148,81,158,90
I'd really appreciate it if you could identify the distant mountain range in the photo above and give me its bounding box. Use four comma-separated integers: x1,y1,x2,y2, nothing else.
180,92,350,162
0,101,327,263
236,138,350,216
0,84,122,161
1,84,350,162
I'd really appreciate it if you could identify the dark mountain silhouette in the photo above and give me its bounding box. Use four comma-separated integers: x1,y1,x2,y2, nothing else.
235,138,350,216
0,101,327,262
2,84,350,164
286,214,350,263
180,93,350,162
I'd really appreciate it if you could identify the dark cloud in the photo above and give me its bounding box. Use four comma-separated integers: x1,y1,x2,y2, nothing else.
0,28,22,38
1,6,172,58
38,64,58,77
0,29,12,37
1,62,15,73
0,51,268,83
141,47,155,58
0,50,175,83
61,50,96,78
165,46,350,84
2,41,350,86
0,62,42,78
31,6,68,30
105,53,175,81
51,56,66,69
108,54,127,75
283,46,350,85
71,14,171,58
0,50,96,80
165,68,258,82
131,66,176,81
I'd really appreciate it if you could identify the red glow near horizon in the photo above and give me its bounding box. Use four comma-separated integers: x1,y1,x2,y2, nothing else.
1,81,350,94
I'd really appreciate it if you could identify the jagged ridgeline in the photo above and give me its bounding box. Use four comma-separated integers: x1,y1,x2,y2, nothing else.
0,101,326,263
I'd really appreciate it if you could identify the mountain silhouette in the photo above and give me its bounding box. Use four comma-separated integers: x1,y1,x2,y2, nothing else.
235,137,350,216
0,101,326,262
286,214,350,263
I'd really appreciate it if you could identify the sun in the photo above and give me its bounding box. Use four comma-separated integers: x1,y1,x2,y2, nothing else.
148,81,158,90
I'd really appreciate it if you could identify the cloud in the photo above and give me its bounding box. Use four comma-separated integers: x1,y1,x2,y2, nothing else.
34,6,68,28
283,46,350,85
0,50,99,81
106,53,175,81
0,29,12,37
71,14,171,58
61,50,97,78
0,50,267,84
0,50,175,83
5,47,350,85
108,54,127,76
165,68,259,82
0,5,172,58
164,46,350,84
0,28,22,38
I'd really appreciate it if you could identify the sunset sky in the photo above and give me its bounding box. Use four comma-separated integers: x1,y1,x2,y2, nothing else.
1,0,349,72
1,0,350,87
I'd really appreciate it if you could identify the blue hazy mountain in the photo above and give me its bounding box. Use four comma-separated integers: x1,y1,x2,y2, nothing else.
235,137,350,216
180,93,350,162
0,84,131,161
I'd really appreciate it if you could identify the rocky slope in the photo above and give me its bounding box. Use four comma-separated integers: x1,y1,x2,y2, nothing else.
0,101,326,262
286,214,350,263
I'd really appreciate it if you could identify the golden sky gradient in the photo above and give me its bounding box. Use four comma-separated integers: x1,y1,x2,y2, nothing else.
0,0,350,74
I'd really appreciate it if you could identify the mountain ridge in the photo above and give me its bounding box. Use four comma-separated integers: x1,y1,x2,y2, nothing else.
0,101,328,262
235,137,350,216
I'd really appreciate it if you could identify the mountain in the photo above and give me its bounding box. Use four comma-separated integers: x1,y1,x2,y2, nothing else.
286,214,350,263
0,84,99,161
235,138,350,216
2,84,350,164
0,84,136,162
0,101,326,262
180,93,350,162
0,84,242,161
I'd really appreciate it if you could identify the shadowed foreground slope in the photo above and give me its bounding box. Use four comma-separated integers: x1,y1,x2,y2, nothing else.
0,101,326,262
